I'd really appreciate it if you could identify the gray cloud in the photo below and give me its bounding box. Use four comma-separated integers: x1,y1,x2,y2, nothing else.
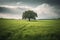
0,0,58,3
0,0,60,19
0,7,14,13
0,3,60,19
0,0,60,5
0,0,60,8
0,0,60,9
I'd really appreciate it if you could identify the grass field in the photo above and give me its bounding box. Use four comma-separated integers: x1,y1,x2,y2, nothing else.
0,19,60,40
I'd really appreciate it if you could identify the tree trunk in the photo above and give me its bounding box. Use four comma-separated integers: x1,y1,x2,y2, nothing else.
28,18,30,21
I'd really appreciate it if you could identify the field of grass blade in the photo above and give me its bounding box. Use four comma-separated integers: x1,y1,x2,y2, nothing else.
0,19,60,40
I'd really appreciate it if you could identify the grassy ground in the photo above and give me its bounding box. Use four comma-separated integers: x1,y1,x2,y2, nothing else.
0,19,60,40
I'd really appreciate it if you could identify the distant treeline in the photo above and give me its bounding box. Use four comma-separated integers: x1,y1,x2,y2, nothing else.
0,18,60,20
0,18,16,20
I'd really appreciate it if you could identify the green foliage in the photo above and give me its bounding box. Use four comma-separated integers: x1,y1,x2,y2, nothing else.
22,10,37,21
0,19,60,40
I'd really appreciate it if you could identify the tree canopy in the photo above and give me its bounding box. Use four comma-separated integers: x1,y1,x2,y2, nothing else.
22,10,38,21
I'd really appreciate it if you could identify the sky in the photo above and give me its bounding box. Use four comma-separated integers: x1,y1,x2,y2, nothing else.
0,0,60,19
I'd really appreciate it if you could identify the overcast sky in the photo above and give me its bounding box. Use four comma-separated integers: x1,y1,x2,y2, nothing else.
0,0,60,19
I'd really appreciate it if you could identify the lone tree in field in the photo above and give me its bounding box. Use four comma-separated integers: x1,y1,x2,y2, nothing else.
22,10,38,21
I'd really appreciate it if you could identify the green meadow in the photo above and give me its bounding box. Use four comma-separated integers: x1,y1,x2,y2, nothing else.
0,19,60,40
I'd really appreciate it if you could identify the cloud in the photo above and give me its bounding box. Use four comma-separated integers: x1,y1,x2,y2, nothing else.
0,7,14,13
0,0,60,6
0,5,17,8
0,5,32,14
0,3,60,19
33,3,59,19
16,2,23,5
0,13,21,19
0,5,33,19
0,5,32,9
